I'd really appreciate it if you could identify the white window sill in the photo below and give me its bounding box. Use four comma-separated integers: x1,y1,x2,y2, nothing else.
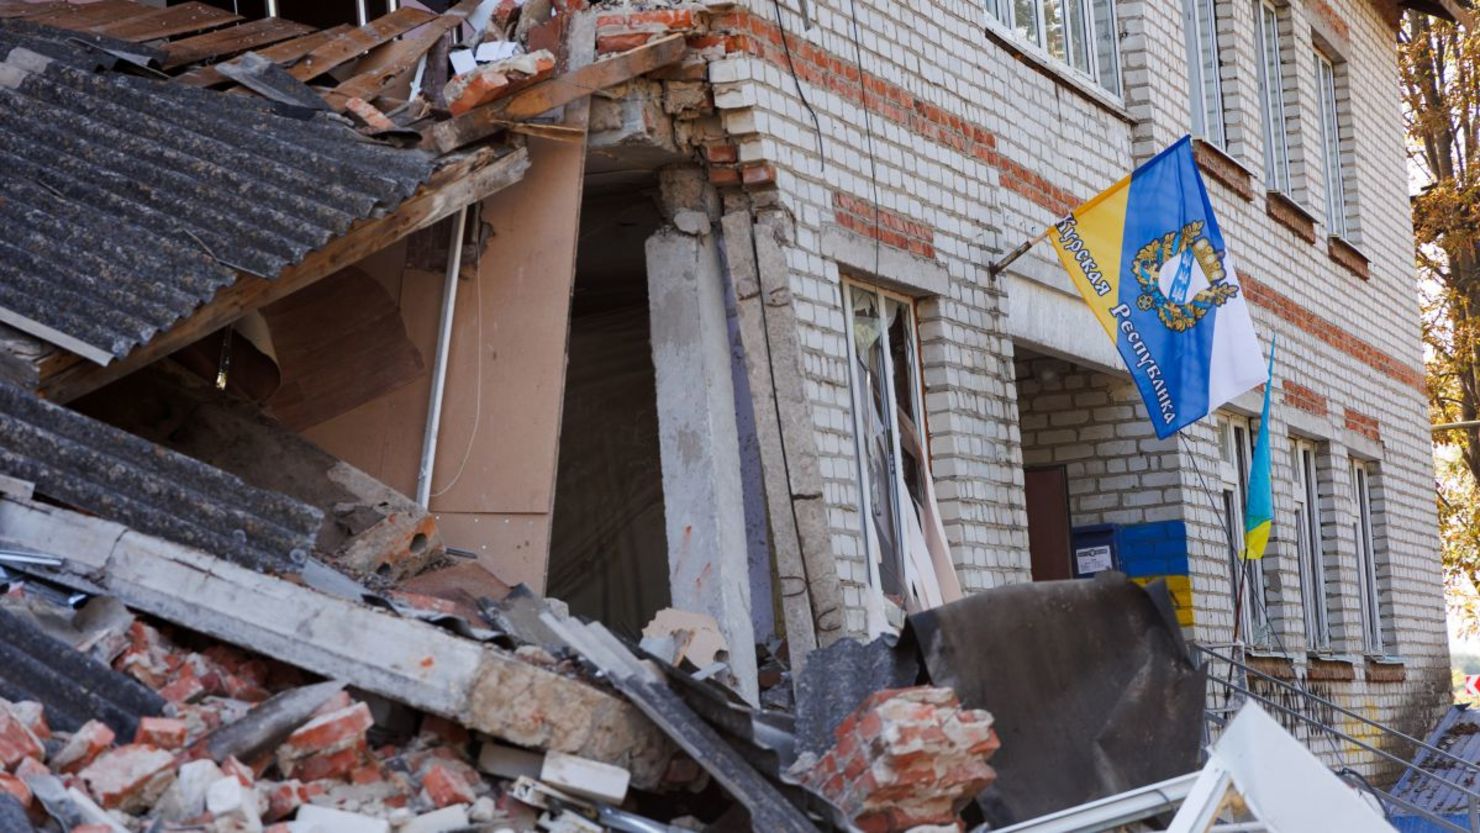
981,17,1132,124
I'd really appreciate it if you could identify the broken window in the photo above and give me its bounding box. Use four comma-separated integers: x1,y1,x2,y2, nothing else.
843,282,931,626
987,0,1121,95
1352,459,1389,655
1255,0,1292,193
1291,439,1330,651
1183,0,1226,148
1217,413,1271,646
1316,50,1354,240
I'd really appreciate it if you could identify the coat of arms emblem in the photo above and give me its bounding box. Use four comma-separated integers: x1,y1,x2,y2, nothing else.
1131,221,1241,332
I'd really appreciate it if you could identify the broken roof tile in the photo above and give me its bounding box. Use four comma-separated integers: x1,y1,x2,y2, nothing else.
0,381,322,573
0,22,436,364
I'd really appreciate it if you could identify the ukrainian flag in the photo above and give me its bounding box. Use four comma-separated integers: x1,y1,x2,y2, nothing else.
1048,136,1266,439
1244,341,1276,560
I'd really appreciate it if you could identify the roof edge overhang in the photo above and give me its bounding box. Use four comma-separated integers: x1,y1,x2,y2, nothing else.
0,144,531,404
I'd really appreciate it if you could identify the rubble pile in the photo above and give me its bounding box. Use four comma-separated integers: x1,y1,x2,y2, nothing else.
0,609,542,833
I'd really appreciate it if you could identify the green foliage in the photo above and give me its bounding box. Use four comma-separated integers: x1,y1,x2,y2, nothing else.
1401,13,1480,617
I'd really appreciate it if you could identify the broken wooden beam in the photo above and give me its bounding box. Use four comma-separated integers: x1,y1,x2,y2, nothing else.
422,34,687,154
33,146,531,404
161,17,316,70
288,7,436,82
174,25,352,88
323,0,484,110
0,496,678,787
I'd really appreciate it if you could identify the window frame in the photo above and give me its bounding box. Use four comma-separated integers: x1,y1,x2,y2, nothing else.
1183,0,1227,149
1352,459,1385,655
1291,439,1330,652
842,280,931,633
1315,51,1350,240
1255,0,1292,194
1218,414,1272,646
986,0,1122,96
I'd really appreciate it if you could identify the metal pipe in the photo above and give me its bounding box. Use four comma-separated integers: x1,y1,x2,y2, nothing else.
415,207,470,507
264,0,278,16
1434,419,1480,433
1199,645,1480,775
355,0,368,26
987,227,1051,278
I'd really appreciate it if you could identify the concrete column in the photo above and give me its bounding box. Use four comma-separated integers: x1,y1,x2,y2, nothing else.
645,169,758,702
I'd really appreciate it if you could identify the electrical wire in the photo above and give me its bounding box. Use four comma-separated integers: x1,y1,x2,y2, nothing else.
843,0,882,280
769,0,825,168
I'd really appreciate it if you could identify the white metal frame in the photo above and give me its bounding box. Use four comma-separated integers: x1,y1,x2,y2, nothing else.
1255,0,1292,193
1218,414,1270,645
1291,440,1330,651
842,281,931,635
1315,51,1350,239
1183,0,1226,148
1352,459,1384,655
986,0,1121,95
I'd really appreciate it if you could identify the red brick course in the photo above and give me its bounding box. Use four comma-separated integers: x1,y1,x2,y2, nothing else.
1266,191,1318,244
833,192,937,258
1240,273,1426,394
1345,407,1382,443
1282,380,1329,417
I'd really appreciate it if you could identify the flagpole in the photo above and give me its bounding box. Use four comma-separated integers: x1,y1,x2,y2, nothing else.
987,227,1053,278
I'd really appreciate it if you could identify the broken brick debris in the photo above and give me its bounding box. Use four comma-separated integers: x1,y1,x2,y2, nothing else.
0,606,164,739
444,48,558,116
793,686,1000,832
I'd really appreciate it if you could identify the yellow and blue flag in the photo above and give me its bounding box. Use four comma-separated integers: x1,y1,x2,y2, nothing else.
1244,340,1276,560
1047,136,1265,438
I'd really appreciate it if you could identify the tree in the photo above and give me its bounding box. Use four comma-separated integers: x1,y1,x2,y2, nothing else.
1400,11,1480,611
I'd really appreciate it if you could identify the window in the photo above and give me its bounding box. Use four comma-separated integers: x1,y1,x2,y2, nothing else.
1352,460,1387,654
987,0,1122,95
1316,52,1352,239
844,283,930,622
1184,0,1226,148
1291,441,1330,651
1218,414,1271,645
1255,1,1291,192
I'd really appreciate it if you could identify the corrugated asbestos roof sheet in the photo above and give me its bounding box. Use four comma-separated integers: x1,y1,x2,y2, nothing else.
0,380,323,573
0,605,165,738
0,20,437,364
1389,705,1480,817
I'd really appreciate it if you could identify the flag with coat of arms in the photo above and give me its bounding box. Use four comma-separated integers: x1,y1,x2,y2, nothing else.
1045,135,1267,439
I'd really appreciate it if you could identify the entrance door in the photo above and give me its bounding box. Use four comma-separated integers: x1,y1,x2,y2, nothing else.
1025,466,1072,582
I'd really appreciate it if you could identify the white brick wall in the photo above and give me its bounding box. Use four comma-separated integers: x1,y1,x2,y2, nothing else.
706,0,1449,767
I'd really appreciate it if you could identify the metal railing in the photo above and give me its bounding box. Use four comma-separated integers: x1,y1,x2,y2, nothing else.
1195,644,1480,833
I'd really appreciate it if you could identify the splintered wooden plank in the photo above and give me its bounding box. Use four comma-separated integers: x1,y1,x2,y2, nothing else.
324,0,481,109
24,0,146,28
90,1,241,42
288,7,436,81
162,17,315,69
174,24,350,87
0,2,67,20
423,34,686,153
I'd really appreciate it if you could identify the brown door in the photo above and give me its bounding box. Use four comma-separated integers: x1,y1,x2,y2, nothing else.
1025,466,1073,582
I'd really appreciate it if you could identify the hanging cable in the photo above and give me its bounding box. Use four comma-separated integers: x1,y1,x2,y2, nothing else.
770,0,825,168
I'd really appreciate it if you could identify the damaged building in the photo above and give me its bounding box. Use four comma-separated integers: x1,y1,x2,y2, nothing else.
0,0,1468,830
